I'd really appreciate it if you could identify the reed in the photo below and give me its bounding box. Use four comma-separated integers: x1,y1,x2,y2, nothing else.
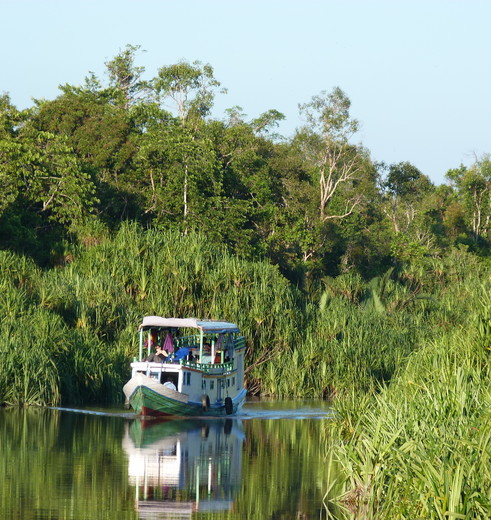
0,223,304,404
1,222,488,411
325,290,491,518
0,310,64,406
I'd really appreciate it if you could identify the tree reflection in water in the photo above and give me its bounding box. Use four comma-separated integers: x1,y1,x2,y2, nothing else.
0,402,339,519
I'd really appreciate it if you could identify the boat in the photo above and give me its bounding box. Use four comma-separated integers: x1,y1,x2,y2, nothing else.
122,417,245,518
123,316,247,417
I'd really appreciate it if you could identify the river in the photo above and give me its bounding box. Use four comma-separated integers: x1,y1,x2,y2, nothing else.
0,400,338,519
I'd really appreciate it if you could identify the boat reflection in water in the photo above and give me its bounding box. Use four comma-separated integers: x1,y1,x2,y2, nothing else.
123,417,245,518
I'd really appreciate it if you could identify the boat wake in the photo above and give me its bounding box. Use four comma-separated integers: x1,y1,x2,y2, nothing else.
238,403,333,420
47,401,333,421
48,406,138,419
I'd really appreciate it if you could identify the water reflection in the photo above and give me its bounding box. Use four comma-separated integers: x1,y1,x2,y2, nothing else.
0,406,136,520
0,401,336,520
123,418,244,518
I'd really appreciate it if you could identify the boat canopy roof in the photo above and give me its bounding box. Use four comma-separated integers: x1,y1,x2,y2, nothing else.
141,316,240,334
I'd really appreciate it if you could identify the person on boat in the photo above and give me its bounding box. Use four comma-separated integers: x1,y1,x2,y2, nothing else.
144,330,158,349
145,345,171,362
163,378,177,391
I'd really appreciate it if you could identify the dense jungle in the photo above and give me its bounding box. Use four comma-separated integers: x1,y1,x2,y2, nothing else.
2,45,491,517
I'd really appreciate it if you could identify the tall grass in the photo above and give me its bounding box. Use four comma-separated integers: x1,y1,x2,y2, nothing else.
3,222,491,517
0,223,303,404
259,264,454,398
323,282,491,518
1,223,488,411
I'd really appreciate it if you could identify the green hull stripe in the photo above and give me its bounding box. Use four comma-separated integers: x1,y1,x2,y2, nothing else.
129,385,246,417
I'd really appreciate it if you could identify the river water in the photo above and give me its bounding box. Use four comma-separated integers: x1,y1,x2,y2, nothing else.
0,400,338,519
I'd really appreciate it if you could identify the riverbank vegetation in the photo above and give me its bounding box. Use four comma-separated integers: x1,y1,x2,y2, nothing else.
2,46,491,517
323,270,491,518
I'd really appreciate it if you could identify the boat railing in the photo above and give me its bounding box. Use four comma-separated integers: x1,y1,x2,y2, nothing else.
131,359,233,375
175,335,200,350
180,359,234,374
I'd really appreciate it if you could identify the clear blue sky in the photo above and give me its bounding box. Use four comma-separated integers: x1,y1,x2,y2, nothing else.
2,0,490,184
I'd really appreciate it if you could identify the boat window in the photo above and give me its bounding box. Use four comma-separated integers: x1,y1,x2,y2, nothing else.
210,380,214,390
184,372,191,386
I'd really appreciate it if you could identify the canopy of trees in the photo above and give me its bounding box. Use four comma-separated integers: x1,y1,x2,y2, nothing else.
0,45,488,283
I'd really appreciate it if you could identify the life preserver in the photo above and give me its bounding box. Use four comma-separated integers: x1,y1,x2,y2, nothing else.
224,396,233,415
201,394,210,412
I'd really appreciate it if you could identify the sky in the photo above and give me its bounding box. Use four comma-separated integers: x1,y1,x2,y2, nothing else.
2,0,490,185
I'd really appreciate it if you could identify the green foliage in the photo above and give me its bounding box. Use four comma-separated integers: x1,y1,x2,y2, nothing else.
324,275,491,518
299,86,359,141
384,161,433,199
0,225,302,405
446,156,491,243
105,43,149,109
2,48,490,283
2,46,491,518
153,59,225,122
1,226,486,407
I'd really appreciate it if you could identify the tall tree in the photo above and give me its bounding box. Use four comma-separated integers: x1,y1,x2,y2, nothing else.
135,118,221,234
447,157,491,241
151,61,225,230
105,44,149,110
298,87,362,221
210,116,284,256
0,122,96,227
382,161,433,234
153,60,225,124
0,95,24,214
31,70,141,222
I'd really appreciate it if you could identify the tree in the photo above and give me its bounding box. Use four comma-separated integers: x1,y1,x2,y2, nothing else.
135,119,220,234
0,95,24,214
298,87,362,221
105,44,149,110
0,122,96,231
150,61,225,230
251,109,285,138
447,157,491,242
1,96,96,225
382,161,433,234
153,60,225,124
32,70,142,222
33,90,136,177
211,117,284,256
